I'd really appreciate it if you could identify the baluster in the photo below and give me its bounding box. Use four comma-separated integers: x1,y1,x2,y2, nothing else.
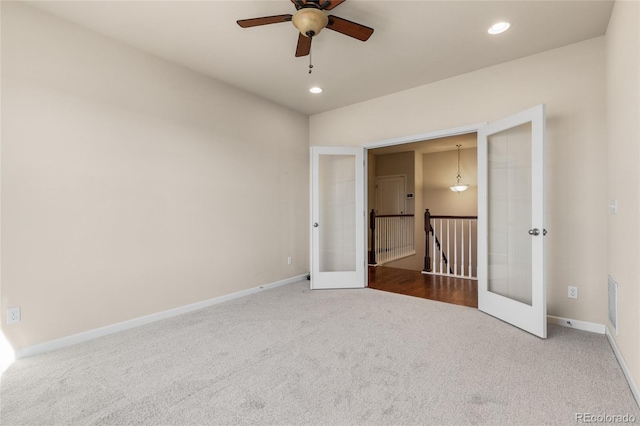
432,221,437,273
391,217,394,261
396,217,399,258
379,217,382,263
378,217,381,263
406,217,409,256
439,219,443,274
412,216,415,253
454,219,458,276
385,218,389,263
388,217,391,262
469,220,473,278
383,218,387,263
393,217,397,260
376,218,380,263
461,219,465,277
411,217,414,254
446,219,450,275
402,216,406,256
397,217,400,258
401,217,403,256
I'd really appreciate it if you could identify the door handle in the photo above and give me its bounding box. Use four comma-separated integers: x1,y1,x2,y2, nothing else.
528,228,540,236
313,223,319,228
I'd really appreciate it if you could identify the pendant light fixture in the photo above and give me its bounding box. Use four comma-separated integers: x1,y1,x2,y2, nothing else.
450,144,469,193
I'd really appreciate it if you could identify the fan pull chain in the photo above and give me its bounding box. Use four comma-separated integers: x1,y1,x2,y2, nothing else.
308,46,313,74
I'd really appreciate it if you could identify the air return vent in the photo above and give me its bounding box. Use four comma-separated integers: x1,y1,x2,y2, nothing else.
608,276,618,335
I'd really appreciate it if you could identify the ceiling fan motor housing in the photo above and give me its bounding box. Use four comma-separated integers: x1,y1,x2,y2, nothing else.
292,5,328,37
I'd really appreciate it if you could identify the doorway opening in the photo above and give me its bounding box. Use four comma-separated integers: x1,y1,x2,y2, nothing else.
366,133,478,308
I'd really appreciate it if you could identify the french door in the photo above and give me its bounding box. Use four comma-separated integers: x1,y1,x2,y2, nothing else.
309,106,545,338
477,105,547,338
310,147,366,289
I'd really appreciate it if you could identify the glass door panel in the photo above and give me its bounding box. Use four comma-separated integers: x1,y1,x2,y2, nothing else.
319,154,356,272
488,122,533,306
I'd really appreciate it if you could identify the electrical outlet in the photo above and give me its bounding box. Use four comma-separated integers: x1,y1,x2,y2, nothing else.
6,307,21,324
568,286,578,299
287,256,292,265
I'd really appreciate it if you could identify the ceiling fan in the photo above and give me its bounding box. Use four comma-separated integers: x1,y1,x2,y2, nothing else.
237,0,374,57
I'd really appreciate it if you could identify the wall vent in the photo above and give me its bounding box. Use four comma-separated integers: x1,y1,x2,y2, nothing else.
608,276,618,335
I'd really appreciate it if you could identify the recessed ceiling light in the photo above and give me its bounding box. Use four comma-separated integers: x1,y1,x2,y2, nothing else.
488,22,511,35
309,86,323,94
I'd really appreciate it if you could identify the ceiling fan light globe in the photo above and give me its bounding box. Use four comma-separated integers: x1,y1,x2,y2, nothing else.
292,8,328,37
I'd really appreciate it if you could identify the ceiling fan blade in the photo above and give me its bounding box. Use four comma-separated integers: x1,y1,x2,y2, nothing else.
320,0,346,10
326,15,374,41
237,14,292,28
295,33,312,57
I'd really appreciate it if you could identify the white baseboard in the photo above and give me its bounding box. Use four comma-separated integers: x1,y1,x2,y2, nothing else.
606,326,640,409
547,315,606,334
15,274,307,360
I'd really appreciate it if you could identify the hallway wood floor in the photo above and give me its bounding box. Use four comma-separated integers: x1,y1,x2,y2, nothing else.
368,266,478,308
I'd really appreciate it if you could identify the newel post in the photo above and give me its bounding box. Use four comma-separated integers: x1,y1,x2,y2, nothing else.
368,209,377,265
423,209,432,272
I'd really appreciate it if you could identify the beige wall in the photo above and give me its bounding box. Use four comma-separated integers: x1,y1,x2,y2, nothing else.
423,148,477,217
311,37,608,326
0,3,309,350
606,0,640,394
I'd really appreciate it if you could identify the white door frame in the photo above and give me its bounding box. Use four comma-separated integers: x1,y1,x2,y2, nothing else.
363,123,487,151
362,123,486,287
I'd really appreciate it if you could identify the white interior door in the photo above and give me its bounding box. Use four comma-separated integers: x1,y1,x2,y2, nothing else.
375,175,406,215
477,104,546,338
311,146,366,289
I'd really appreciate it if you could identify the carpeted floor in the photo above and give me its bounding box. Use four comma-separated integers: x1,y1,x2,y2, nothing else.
1,280,638,425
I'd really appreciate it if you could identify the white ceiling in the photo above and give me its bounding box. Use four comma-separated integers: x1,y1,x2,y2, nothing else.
28,0,614,116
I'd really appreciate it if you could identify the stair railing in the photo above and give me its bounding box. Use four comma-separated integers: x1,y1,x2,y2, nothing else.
423,209,478,279
369,209,415,266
